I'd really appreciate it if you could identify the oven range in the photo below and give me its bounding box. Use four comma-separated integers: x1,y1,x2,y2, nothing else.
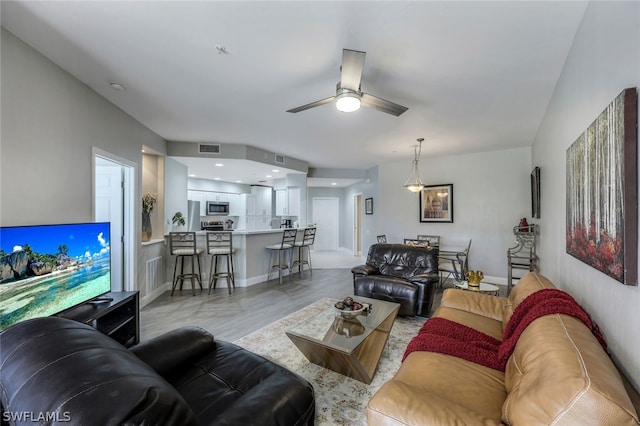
201,220,224,231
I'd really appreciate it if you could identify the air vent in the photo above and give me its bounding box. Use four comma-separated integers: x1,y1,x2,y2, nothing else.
198,143,221,154
275,154,285,164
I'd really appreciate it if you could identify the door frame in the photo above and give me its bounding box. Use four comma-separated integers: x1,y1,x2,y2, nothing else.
92,147,137,292
353,193,363,256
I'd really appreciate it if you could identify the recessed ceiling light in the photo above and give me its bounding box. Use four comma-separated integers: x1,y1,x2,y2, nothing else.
214,177,221,180
266,175,272,178
189,174,196,177
331,182,337,186
109,81,126,91
235,180,242,183
272,169,280,173
215,163,224,167
141,149,145,153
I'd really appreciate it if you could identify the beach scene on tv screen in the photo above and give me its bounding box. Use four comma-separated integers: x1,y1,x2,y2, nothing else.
0,222,111,330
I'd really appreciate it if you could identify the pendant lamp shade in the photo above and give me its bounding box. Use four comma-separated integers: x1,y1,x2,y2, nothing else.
404,138,425,192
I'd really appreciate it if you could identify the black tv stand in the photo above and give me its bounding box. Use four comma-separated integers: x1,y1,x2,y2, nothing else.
57,291,139,347
87,296,114,304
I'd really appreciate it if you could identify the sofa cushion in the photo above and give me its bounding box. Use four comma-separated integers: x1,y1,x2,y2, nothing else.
0,317,198,425
503,272,557,329
163,340,315,425
503,314,639,425
439,288,505,322
369,351,506,425
434,305,504,341
367,243,439,276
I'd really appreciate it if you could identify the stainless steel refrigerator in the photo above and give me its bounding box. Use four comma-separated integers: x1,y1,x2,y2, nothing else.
187,200,201,231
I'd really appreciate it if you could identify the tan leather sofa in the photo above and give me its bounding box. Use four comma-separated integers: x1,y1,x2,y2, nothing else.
368,272,639,425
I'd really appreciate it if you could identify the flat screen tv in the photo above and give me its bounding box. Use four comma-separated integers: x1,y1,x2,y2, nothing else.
0,222,111,331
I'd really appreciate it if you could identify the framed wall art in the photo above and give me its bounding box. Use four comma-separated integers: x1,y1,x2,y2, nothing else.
566,87,637,285
419,184,453,223
365,197,373,215
531,166,541,219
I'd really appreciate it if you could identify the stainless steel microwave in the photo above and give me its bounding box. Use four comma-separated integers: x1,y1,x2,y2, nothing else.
206,201,229,216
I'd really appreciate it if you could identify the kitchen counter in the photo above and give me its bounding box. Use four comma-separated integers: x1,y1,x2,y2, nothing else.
164,228,308,290
170,228,302,236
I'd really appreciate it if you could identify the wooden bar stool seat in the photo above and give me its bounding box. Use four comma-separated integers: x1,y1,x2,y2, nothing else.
266,229,297,284
206,231,235,294
169,232,204,296
293,227,316,275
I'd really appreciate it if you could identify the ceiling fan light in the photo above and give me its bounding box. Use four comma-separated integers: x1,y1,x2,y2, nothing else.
336,93,361,112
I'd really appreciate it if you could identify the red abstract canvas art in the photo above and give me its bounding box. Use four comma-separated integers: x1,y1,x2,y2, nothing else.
566,88,637,285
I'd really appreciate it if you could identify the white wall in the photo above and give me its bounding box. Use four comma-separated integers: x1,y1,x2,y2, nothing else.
378,147,532,279
532,1,640,387
1,28,167,227
164,158,188,231
1,28,168,298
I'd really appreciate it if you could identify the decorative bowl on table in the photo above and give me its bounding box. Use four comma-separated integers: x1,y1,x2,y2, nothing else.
334,297,366,319
332,317,365,337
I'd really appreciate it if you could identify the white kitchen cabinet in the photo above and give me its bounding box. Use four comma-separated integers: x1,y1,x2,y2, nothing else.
252,186,272,216
227,193,240,215
275,187,300,217
287,187,300,217
275,189,286,216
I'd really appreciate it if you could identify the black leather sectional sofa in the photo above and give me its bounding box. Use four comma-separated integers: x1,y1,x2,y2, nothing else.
0,317,315,425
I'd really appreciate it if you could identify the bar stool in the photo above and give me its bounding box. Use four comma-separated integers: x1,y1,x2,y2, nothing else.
169,232,204,296
293,227,316,275
206,231,235,294
266,229,297,284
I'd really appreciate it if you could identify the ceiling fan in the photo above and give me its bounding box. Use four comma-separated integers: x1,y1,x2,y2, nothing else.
286,49,408,117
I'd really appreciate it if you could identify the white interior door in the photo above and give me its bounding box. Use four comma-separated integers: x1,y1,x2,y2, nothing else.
95,158,124,292
312,197,339,251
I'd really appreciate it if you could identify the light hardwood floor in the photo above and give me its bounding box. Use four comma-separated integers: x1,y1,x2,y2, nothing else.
140,257,501,343
140,268,358,342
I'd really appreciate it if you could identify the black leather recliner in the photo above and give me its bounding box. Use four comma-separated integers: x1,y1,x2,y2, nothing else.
351,243,439,317
0,317,315,425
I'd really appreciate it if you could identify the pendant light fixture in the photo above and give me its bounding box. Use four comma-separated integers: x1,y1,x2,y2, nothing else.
404,138,425,193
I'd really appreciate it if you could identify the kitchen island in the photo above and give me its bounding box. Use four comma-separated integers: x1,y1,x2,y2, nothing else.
164,228,305,291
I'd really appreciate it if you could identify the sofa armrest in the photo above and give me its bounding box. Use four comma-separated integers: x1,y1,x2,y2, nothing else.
351,264,379,277
409,272,440,285
409,273,439,316
439,288,505,321
130,326,215,376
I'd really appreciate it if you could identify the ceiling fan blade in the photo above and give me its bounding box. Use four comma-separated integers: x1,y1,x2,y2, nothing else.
361,93,409,116
286,96,336,113
340,49,366,91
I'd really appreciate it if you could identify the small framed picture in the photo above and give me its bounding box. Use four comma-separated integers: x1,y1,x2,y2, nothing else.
419,184,453,223
365,198,373,215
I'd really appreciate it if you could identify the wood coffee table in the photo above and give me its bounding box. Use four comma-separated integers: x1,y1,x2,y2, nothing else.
285,296,400,384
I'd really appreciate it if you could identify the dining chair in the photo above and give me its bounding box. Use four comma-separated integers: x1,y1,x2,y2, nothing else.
266,229,298,284
404,238,430,247
438,239,472,288
206,231,235,294
417,235,440,248
169,232,204,296
293,227,316,275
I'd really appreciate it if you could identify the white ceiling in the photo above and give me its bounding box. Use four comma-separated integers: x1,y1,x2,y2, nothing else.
1,1,588,186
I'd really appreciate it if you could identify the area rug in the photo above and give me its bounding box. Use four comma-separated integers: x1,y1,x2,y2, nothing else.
233,298,427,425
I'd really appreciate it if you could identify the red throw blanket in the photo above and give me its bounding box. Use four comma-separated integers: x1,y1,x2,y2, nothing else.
402,317,502,370
403,289,607,371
